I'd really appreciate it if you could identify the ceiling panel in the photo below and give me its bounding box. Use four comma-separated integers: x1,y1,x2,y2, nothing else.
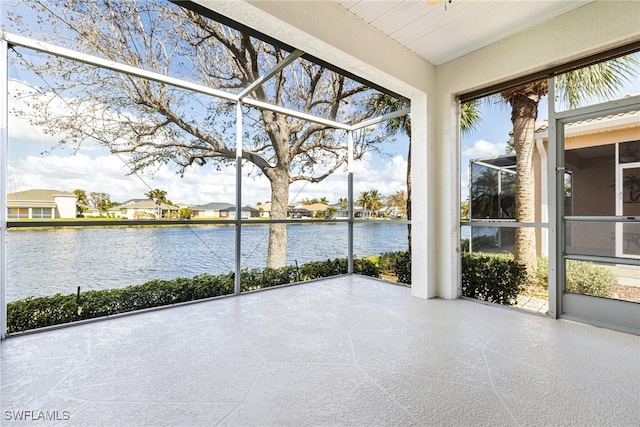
333,0,594,65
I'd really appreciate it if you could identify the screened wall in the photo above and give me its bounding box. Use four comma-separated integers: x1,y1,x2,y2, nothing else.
0,1,409,336
460,50,640,332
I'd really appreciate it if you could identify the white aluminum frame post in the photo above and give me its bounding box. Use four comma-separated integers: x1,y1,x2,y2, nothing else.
1,37,8,339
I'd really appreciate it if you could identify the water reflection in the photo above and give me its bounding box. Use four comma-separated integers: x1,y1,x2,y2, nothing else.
7,222,408,300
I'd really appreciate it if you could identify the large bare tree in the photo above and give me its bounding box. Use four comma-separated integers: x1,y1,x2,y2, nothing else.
6,0,392,268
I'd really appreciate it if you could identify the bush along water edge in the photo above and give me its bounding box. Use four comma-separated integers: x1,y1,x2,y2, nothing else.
7,255,382,333
10,250,614,333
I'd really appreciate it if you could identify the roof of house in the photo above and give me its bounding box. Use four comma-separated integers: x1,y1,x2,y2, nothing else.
7,189,76,208
191,202,235,211
531,109,640,135
219,205,259,212
119,198,148,206
114,199,178,210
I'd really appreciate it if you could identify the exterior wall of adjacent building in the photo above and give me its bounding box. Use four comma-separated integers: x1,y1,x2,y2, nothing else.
7,190,77,219
53,195,77,219
192,209,220,219
435,0,640,299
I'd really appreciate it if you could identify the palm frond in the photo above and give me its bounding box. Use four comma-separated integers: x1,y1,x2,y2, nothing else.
461,100,482,134
556,55,639,109
368,93,410,137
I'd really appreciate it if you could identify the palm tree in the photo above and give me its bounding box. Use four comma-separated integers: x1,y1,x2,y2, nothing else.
357,190,371,217
145,188,168,219
499,56,638,275
368,189,383,218
73,188,89,216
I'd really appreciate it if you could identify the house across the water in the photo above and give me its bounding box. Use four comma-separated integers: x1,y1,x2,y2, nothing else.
6,189,77,219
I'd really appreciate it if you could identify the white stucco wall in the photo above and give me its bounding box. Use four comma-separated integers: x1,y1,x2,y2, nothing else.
193,0,639,300
54,195,77,219
434,0,640,300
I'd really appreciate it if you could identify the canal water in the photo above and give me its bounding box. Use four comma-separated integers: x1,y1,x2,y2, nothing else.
7,222,408,301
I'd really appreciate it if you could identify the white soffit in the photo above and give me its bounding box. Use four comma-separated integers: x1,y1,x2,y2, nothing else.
332,0,595,65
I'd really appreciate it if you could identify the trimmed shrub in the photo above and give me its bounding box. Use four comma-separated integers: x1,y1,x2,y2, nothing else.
535,257,549,287
354,257,382,278
534,257,614,297
393,250,411,284
297,257,380,280
7,257,379,333
240,266,299,291
566,260,615,297
7,294,78,333
299,258,349,279
7,273,235,333
377,250,411,284
461,252,526,305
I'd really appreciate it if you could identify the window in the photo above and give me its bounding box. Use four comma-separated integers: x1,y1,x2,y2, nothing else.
31,208,52,219
7,208,29,219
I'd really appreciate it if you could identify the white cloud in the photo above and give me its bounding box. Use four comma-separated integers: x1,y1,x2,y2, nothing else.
8,79,107,153
352,154,407,196
7,149,408,207
7,79,56,146
462,139,504,158
7,78,409,206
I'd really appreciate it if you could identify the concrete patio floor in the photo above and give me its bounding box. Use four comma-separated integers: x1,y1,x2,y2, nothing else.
1,275,639,426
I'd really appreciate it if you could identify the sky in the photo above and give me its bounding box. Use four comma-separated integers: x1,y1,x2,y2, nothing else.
11,73,636,208
4,2,636,208
2,0,409,208
7,115,409,207
7,76,409,206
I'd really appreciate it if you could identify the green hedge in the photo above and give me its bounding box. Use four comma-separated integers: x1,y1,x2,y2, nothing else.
377,250,411,284
536,257,615,297
7,256,380,333
7,273,235,333
461,252,527,305
13,251,617,333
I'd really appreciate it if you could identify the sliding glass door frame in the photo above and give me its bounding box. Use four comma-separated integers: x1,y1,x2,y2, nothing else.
552,90,640,334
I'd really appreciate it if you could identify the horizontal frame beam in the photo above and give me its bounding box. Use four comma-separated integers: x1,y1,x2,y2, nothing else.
3,32,238,102
461,221,548,228
4,32,402,133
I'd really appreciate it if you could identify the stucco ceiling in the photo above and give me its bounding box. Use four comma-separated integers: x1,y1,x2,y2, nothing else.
332,0,594,65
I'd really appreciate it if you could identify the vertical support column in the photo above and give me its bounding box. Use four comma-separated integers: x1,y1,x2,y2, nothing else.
1,38,8,339
467,155,473,252
536,138,549,257
234,101,242,295
347,130,354,274
547,76,559,319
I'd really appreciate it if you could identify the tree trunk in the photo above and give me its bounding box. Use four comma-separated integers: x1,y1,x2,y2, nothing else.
510,94,538,276
267,168,290,268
